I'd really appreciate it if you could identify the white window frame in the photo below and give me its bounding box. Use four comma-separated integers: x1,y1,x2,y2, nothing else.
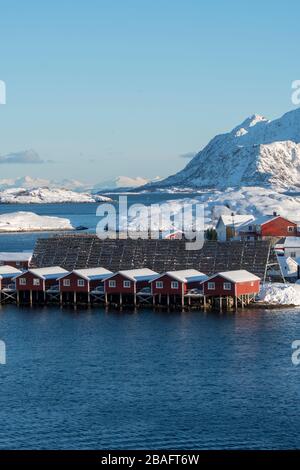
77,279,85,287
33,278,40,286
19,278,27,286
63,279,71,287
109,280,116,288
156,281,163,289
223,282,231,290
123,280,131,288
208,282,215,290
171,281,179,289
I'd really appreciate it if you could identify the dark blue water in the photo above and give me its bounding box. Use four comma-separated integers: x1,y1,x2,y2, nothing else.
0,306,300,449
0,201,300,449
0,194,193,251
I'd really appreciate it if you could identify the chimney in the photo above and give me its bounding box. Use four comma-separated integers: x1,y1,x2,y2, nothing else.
273,211,278,217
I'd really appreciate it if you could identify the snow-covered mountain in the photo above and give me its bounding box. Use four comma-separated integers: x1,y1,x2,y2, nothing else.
93,176,161,191
0,176,90,192
145,108,300,191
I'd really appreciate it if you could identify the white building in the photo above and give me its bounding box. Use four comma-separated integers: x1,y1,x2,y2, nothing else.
276,237,300,259
216,214,255,241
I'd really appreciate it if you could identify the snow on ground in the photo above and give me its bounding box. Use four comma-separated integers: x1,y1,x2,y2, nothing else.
0,187,112,204
128,186,300,232
0,212,74,232
258,283,300,306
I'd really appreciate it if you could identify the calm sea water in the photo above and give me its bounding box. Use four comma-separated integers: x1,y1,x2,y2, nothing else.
0,200,300,449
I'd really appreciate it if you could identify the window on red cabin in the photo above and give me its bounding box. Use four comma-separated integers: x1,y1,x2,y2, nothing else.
19,278,26,286
77,279,85,287
123,280,131,288
223,282,231,290
33,279,40,286
156,281,163,289
171,281,179,289
208,282,215,290
63,279,70,287
109,280,116,288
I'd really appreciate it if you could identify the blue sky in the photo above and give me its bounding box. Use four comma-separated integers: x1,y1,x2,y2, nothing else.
0,0,299,183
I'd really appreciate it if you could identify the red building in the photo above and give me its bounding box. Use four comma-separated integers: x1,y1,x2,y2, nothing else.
104,268,158,294
150,269,208,306
0,252,32,270
59,267,112,293
15,266,69,303
103,268,158,305
202,270,260,304
239,213,299,240
59,267,112,303
150,269,207,296
0,265,22,290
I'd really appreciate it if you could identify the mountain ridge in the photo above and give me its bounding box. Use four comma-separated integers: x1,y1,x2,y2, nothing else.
145,108,300,191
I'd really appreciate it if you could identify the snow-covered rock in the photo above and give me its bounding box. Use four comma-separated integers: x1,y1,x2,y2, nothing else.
0,187,112,204
145,108,300,191
258,283,300,306
0,211,74,232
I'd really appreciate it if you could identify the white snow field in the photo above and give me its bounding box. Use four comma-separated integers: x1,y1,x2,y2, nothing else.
0,212,74,232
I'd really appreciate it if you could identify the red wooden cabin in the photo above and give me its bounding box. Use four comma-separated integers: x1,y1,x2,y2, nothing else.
0,252,32,270
0,265,22,290
239,213,299,240
103,269,158,295
202,270,260,298
15,267,69,292
59,267,112,293
150,269,207,296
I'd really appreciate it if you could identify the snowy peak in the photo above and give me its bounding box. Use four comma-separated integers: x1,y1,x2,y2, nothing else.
232,114,269,137
147,108,300,190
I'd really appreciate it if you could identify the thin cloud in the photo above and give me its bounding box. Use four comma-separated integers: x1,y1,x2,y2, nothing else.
179,151,197,159
0,149,44,164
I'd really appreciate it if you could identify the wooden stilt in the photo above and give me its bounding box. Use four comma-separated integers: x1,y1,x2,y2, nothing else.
30,290,33,306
